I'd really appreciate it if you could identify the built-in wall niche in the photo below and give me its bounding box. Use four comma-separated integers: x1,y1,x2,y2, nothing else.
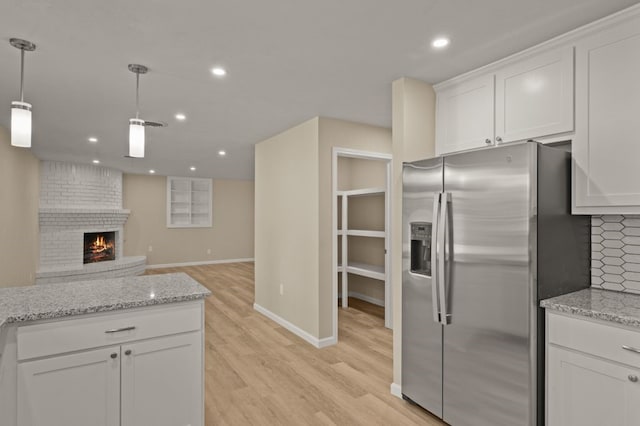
166,177,212,228
83,231,116,264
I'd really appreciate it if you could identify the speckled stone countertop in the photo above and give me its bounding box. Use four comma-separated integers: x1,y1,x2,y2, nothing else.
0,273,211,329
541,288,640,328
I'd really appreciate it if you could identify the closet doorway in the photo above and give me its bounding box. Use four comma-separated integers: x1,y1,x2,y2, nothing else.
332,148,392,340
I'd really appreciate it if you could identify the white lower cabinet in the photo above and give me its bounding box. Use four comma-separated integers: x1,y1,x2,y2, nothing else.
547,312,640,425
548,345,640,426
17,346,121,426
15,303,204,426
121,332,202,426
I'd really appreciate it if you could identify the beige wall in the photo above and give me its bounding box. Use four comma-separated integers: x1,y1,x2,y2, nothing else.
254,118,320,337
318,117,391,338
123,174,254,265
391,77,436,387
0,126,39,287
254,117,391,341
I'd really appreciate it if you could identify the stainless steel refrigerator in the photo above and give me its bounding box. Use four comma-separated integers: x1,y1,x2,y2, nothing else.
401,141,589,426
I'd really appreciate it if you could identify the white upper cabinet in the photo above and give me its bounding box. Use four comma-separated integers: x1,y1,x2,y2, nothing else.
495,47,574,144
435,46,574,156
435,74,495,156
573,13,640,213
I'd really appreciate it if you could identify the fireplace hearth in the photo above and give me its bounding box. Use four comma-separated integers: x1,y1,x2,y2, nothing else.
83,232,116,264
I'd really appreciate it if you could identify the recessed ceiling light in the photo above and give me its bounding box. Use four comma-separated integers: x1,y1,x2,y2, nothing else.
218,150,226,157
88,137,98,143
190,166,196,171
211,67,226,77
149,169,156,174
175,113,186,121
92,159,100,164
432,37,450,49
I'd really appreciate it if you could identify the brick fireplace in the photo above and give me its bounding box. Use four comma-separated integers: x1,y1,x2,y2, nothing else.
36,161,146,284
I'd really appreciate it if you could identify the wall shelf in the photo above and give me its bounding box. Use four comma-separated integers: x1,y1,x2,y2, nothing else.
166,177,213,228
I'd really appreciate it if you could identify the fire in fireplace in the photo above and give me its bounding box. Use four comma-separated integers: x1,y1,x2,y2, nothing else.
83,232,116,264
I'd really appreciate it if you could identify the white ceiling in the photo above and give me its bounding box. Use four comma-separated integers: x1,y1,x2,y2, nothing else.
1,0,638,180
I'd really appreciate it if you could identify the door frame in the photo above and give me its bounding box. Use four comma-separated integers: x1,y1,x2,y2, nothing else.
331,147,393,340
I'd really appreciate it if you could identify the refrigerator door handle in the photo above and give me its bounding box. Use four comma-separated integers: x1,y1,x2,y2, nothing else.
431,193,441,323
439,192,451,325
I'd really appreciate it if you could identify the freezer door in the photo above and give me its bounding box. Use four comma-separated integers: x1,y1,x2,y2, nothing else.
402,158,443,417
442,143,537,426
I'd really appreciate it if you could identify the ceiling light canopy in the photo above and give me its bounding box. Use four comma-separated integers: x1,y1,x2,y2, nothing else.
149,169,155,174
190,166,196,171
218,150,226,157
88,137,98,143
432,37,450,49
92,159,100,164
128,64,148,158
175,113,186,121
211,67,226,77
9,38,36,148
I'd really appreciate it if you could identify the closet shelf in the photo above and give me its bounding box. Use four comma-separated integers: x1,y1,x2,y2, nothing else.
344,229,385,238
336,187,385,197
337,262,385,281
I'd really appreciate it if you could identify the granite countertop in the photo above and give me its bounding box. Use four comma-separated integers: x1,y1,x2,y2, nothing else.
541,288,640,328
0,272,211,329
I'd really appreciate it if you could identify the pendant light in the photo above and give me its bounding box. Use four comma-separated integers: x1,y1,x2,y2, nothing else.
9,38,36,148
128,64,148,158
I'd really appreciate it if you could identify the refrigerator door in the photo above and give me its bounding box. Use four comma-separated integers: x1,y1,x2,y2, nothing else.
442,143,537,426
402,158,444,417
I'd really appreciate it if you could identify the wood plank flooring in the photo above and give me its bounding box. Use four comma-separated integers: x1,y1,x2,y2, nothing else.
147,263,443,425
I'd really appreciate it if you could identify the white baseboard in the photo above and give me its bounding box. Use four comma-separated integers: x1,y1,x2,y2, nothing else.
390,382,402,399
339,291,385,307
146,258,254,269
253,303,337,349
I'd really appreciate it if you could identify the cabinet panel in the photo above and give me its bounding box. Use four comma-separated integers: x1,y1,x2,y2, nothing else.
436,74,494,155
17,346,120,426
495,47,574,144
121,332,203,426
574,16,640,211
547,345,640,426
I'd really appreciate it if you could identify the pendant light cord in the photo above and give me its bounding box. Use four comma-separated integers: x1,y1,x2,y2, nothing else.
135,72,140,120
20,48,25,102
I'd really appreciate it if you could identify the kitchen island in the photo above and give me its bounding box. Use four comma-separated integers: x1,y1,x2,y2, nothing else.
0,272,210,426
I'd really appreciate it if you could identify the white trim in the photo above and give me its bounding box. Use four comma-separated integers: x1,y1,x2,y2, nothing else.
339,291,385,307
253,303,336,348
390,383,402,399
146,258,254,269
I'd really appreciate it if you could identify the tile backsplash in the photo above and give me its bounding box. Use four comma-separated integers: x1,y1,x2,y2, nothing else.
592,215,640,293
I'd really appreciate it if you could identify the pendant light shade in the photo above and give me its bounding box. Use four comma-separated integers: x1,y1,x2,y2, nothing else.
11,101,32,148
128,64,148,158
9,38,36,148
129,118,145,158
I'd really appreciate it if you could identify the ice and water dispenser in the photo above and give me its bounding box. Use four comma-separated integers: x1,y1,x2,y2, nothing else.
410,222,432,277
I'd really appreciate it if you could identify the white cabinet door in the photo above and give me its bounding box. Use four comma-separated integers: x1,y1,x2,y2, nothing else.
495,47,574,144
435,74,495,155
121,332,203,426
17,346,120,426
574,15,640,212
547,345,640,426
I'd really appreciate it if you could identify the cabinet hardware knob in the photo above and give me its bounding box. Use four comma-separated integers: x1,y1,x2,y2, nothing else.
485,139,492,144
110,353,118,359
629,375,638,383
125,349,132,356
496,136,503,143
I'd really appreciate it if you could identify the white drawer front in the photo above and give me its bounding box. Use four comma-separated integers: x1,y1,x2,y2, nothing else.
17,302,202,361
548,312,640,367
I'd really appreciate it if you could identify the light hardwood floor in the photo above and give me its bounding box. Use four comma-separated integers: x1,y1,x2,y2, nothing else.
147,263,443,425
